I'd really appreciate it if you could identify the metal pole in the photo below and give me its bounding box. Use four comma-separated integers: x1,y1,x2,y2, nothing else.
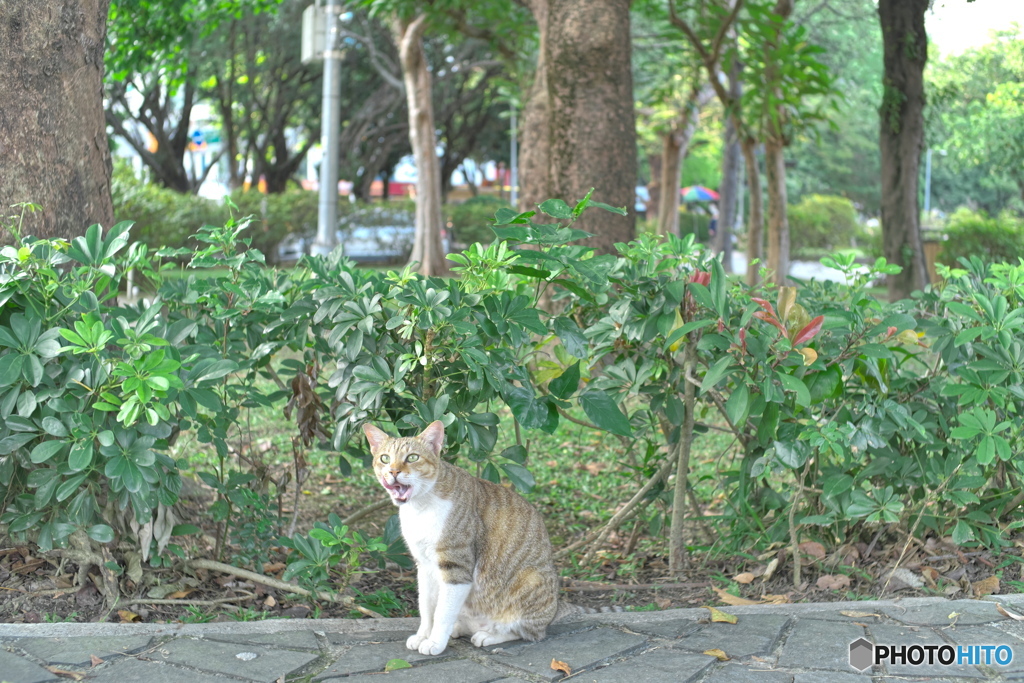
509,104,518,209
313,0,343,257
923,147,933,217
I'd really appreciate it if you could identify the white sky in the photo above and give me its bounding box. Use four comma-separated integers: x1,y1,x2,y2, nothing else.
927,0,1024,56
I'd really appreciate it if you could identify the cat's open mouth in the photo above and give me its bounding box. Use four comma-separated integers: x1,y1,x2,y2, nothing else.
382,480,412,503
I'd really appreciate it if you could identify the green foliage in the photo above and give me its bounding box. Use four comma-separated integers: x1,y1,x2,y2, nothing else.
446,196,512,245
787,194,859,257
940,209,1024,266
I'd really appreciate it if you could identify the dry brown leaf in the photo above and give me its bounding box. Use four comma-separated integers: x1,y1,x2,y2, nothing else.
263,562,287,574
264,595,277,608
551,659,572,676
921,566,939,589
997,604,1024,621
761,593,790,605
816,574,852,591
166,589,194,600
762,557,780,582
703,648,730,661
972,575,1000,597
733,572,756,584
712,586,761,606
654,597,672,610
798,541,826,561
703,606,738,624
89,655,104,667
44,667,85,681
840,610,881,619
117,609,140,623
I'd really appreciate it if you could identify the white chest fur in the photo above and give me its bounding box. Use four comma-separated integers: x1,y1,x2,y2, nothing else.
399,495,453,566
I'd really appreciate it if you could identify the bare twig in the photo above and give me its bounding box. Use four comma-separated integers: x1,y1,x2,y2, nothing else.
342,499,392,526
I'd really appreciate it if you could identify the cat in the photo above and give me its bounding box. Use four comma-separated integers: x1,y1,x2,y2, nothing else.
362,420,561,656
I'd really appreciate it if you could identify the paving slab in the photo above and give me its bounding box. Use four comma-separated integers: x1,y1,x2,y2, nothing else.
622,616,702,640
14,635,153,666
146,637,319,682
703,662,794,682
318,658,500,683
0,649,58,683
325,629,409,646
942,625,1024,674
672,614,790,659
868,623,984,678
793,673,871,682
205,630,321,651
582,647,715,682
87,657,250,683
492,626,647,681
882,599,1006,627
776,619,865,672
314,640,441,679
798,609,885,624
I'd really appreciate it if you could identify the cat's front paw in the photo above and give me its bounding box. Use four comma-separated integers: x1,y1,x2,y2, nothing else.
417,638,448,656
406,634,427,650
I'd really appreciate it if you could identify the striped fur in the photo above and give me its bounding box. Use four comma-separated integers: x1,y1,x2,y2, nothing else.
363,421,559,656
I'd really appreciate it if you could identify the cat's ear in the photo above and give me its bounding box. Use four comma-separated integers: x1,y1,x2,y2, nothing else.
362,424,390,453
418,420,445,456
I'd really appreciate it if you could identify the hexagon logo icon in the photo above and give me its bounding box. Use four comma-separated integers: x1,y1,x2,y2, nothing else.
849,637,874,671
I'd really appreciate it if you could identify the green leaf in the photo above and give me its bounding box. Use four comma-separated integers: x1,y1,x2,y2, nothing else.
951,519,974,546
41,416,69,438
385,659,412,672
0,353,25,386
548,362,581,400
87,524,115,543
589,200,628,215
553,317,588,358
68,442,94,471
579,391,631,436
30,440,65,464
710,258,727,318
172,524,202,536
777,373,811,408
700,356,734,395
724,384,749,428
501,463,536,493
538,198,574,219
773,440,808,468
500,445,528,464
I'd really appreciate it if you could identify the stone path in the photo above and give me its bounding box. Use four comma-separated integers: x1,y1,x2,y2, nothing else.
5,596,1024,682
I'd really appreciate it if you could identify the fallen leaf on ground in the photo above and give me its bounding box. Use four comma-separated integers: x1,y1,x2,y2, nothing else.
816,574,852,591
655,597,672,610
166,589,194,600
798,541,826,561
886,567,924,590
703,606,738,624
703,648,730,661
921,566,939,588
973,575,999,597
384,659,412,672
262,562,286,574
712,586,761,606
44,667,84,681
733,572,756,584
761,594,790,605
117,609,140,623
551,659,572,676
840,610,881,619
264,595,277,608
762,558,780,582
90,655,104,667
997,604,1024,621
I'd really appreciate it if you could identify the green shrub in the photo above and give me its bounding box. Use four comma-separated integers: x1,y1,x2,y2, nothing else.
446,195,512,245
788,194,859,257
678,212,712,242
939,208,1024,265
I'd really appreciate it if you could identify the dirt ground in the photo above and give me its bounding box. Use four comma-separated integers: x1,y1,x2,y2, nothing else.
1,471,1019,625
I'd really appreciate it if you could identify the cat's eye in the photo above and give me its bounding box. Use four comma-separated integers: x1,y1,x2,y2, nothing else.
407,454,420,463
380,454,391,464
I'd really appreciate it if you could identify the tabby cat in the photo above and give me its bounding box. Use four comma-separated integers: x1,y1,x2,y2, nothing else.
363,420,561,656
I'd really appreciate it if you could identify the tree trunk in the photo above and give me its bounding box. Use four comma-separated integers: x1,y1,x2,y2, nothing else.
716,114,741,273
741,138,764,286
546,0,636,254
764,140,790,284
393,15,447,277
878,0,929,301
657,86,707,238
0,0,113,242
519,0,551,213
647,151,662,224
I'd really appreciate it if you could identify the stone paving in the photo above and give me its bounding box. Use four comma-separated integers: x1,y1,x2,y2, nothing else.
7,596,1024,681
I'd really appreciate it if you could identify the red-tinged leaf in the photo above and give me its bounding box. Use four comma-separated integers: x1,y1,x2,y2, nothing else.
739,328,748,354
792,315,824,346
753,310,788,335
690,270,711,286
751,297,777,315
885,326,897,339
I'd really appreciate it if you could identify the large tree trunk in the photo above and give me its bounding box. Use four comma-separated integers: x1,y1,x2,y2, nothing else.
646,151,662,225
393,15,447,277
519,0,551,213
714,50,742,272
0,0,113,242
741,138,764,286
878,0,929,301
546,0,636,254
657,86,709,238
763,0,793,286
